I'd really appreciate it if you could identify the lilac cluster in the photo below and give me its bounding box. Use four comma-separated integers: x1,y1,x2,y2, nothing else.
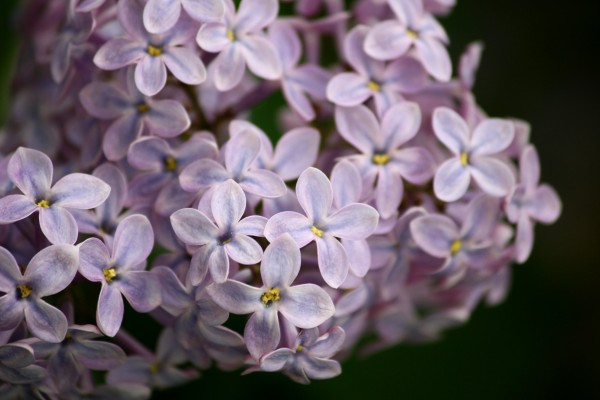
0,0,561,396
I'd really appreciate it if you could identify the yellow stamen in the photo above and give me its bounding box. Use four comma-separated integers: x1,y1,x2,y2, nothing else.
149,362,160,374
367,80,381,92
164,156,178,172
459,152,469,166
226,30,235,42
406,29,418,39
311,226,324,238
146,44,163,57
261,288,280,306
450,240,462,255
221,237,233,245
36,199,50,208
372,153,390,165
136,103,150,113
17,284,33,299
296,345,303,352
103,267,118,282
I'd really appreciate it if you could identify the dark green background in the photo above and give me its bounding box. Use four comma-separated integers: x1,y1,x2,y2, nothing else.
1,0,598,398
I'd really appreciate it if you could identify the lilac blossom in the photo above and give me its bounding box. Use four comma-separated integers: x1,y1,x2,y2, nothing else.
327,25,427,116
432,107,516,202
196,0,282,91
79,215,161,337
0,147,110,244
335,102,435,218
208,234,335,359
170,179,266,284
260,326,345,384
0,245,79,342
0,343,45,384
94,0,206,96
505,145,561,263
364,0,451,81
265,167,379,288
143,0,225,34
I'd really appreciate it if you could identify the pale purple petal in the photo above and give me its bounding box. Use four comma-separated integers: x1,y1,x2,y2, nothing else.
73,341,126,370
364,21,412,60
79,238,111,282
269,21,301,69
391,147,435,184
212,180,246,229
384,56,428,93
235,0,278,34
309,326,345,358
186,245,211,285
272,128,320,181
326,73,371,107
213,45,245,91
171,208,219,245
0,194,37,223
8,147,53,199
331,160,362,209
25,244,78,297
236,215,267,236
93,39,145,70
470,157,515,197
325,203,379,240
153,266,190,312
334,105,377,154
117,271,161,312
460,195,500,241
97,283,124,337
180,159,229,191
409,214,457,258
528,185,561,224
315,235,348,288
245,308,279,360
432,107,469,154
145,99,191,137
79,82,130,119
515,214,533,264
375,168,403,219
261,234,300,288
261,348,294,372
196,22,230,52
112,215,154,270
302,357,341,380
520,145,540,191
51,173,111,209
0,247,20,290
117,0,147,40
282,81,315,121
264,211,313,247
296,167,333,223
344,25,375,76
206,280,263,314
39,206,79,245
208,245,229,283
24,298,67,343
182,0,225,22
103,114,144,161
225,129,261,177
280,284,334,328
134,56,167,97
0,296,24,330
286,64,330,99
471,119,515,156
239,169,287,198
93,164,127,226
163,47,207,85
143,0,181,34
414,38,452,81
225,235,263,265
381,101,421,150
127,137,169,170
240,36,282,80
433,158,471,202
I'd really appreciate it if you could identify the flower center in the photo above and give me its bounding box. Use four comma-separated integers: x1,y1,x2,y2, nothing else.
406,29,418,39
136,102,150,113
226,29,235,41
17,284,33,299
261,288,280,307
372,153,390,165
450,240,462,255
146,44,163,57
103,267,118,282
459,152,469,166
163,156,178,172
296,345,303,352
219,233,233,246
36,199,50,208
367,80,381,92
311,225,324,238
149,362,161,374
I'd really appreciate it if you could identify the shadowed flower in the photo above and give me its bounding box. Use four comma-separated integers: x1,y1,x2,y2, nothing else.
0,343,46,384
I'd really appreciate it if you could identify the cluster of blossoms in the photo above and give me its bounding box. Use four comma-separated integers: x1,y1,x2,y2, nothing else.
0,0,561,397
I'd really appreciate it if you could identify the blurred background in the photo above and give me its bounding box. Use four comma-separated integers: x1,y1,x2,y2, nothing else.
1,0,598,398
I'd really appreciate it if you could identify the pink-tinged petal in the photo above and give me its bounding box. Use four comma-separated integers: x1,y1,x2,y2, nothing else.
112,215,154,270
240,169,287,198
39,207,78,245
0,247,20,290
331,160,362,209
24,298,67,342
409,214,457,258
25,244,78,297
344,25,376,76
282,81,315,121
0,295,24,330
208,245,229,283
296,167,333,223
212,180,246,229
269,21,301,69
309,326,346,358
74,341,126,370
236,0,278,34
414,38,451,82
128,137,169,170
375,168,403,220
196,22,230,52
0,194,36,223
79,238,111,282
94,39,146,70
528,184,561,224
302,357,342,380
236,215,267,236
79,82,129,119
207,280,263,314
433,158,471,202
245,307,279,360
325,203,379,240
520,145,541,191
145,99,191,137
470,157,515,197
315,235,348,288
51,173,111,209
515,214,534,264
117,271,161,312
163,47,206,85
280,284,334,328
225,129,261,179
143,0,181,34
264,211,313,247
134,56,167,97
240,36,282,80
391,146,435,184
179,159,229,191
326,73,371,107
459,41,483,89
261,234,301,288
117,0,147,40
97,283,124,337
342,239,371,278
8,147,53,199
364,21,412,61
261,348,294,371
213,45,245,91
381,101,421,150
272,128,320,181
226,235,263,265
387,0,423,25
460,195,500,241
432,107,469,154
103,114,144,161
334,105,378,153
471,119,515,156
286,64,330,100
182,0,225,22
384,56,428,93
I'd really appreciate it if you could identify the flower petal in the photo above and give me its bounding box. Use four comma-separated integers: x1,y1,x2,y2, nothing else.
182,0,225,22
103,114,144,161
384,56,428,93
261,234,301,288
112,215,154,270
213,45,245,91
308,325,346,358
127,137,169,170
334,105,378,154
364,20,412,60
470,157,515,197
239,169,287,198
51,173,111,209
302,357,341,380
145,99,191,137
0,247,20,290
171,207,219,245
25,244,78,297
381,101,422,150
391,146,435,184
331,160,362,209
245,308,279,360
196,22,230,52
235,0,278,34
239,36,282,80
212,180,246,229
409,214,457,258
226,235,263,265
97,283,124,337
225,128,261,177
117,271,162,312
515,214,533,264
296,167,333,223
280,284,335,328
134,55,167,97
179,159,229,191
432,107,469,154
272,128,320,181
269,21,301,69
471,119,515,156
206,280,263,314
73,340,126,370
433,158,471,202
39,206,79,245
8,147,53,199
325,203,379,240
93,39,145,70
261,348,294,372
414,37,452,81
163,47,207,85
264,211,313,247
528,184,561,224
208,245,229,283
79,82,130,119
0,194,37,223
326,73,371,107
143,0,181,34
315,235,348,288
24,298,67,342
0,295,24,331
236,215,267,236
375,168,403,220
79,238,111,282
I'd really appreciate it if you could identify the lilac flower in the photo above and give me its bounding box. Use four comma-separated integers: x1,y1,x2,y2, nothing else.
261,326,345,384
0,343,45,384
196,0,282,91
79,71,191,160
432,107,516,202
327,25,427,116
94,0,206,96
265,167,379,288
0,147,110,244
0,245,79,342
364,0,452,81
268,21,331,121
335,102,435,218
30,324,126,391
143,0,225,34
208,234,335,359
179,129,287,199
505,145,561,263
79,215,162,337
170,179,265,284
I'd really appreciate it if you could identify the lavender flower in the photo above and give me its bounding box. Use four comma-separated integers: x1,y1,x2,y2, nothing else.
0,343,45,384
143,0,225,34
